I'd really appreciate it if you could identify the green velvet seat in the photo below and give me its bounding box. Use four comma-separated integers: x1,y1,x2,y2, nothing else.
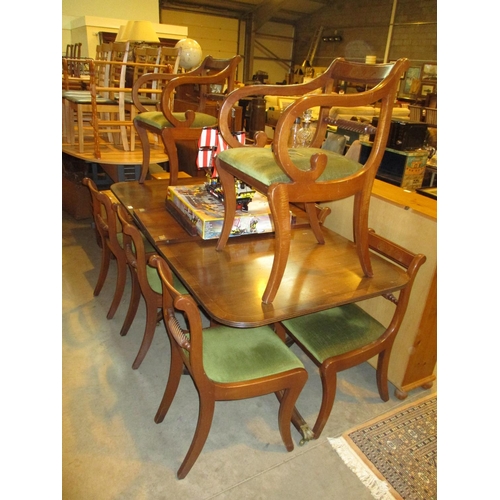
149,253,308,479
146,263,187,296
217,147,363,186
202,325,304,384
63,94,115,105
134,110,218,131
281,303,385,364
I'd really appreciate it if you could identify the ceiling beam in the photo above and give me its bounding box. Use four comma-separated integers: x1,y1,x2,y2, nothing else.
251,0,288,31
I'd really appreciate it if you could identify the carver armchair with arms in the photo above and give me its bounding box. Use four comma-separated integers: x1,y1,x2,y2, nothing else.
215,57,409,304
275,230,426,439
148,253,308,479
132,55,242,183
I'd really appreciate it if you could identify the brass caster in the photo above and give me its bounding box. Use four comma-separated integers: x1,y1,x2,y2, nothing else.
298,423,315,445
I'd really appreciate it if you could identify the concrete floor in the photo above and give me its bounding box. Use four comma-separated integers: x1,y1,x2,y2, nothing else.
62,209,435,499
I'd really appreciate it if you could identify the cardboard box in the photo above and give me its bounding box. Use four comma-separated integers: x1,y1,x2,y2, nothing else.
167,184,275,240
360,142,429,190
62,175,92,220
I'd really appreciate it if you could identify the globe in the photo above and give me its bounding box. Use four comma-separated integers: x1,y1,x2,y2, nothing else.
175,38,203,70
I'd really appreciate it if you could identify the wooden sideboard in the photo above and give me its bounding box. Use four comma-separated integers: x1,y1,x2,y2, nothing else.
321,180,437,399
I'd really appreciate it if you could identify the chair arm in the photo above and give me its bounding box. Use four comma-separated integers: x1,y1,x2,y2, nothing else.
132,72,183,112
217,73,338,150
218,58,407,185
159,64,241,128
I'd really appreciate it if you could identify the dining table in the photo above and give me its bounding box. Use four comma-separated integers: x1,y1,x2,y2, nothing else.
111,179,410,328
111,177,413,443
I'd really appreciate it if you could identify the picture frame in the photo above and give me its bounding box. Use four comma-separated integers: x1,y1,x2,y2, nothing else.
420,82,436,97
400,66,422,97
209,83,223,94
421,63,437,81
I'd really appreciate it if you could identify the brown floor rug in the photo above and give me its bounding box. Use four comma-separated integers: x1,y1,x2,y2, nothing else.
329,394,437,500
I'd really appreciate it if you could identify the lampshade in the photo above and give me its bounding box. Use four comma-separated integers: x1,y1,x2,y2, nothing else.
115,25,127,42
124,20,160,43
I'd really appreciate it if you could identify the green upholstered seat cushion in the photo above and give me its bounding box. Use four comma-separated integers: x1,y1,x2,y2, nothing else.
62,90,91,97
141,234,155,254
116,232,154,254
134,111,218,130
281,303,386,364
122,94,158,106
147,264,188,295
202,326,304,383
63,94,115,104
217,147,362,185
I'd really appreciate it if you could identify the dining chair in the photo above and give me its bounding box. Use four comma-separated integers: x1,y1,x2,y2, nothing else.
157,46,181,74
214,57,409,304
82,177,128,320
114,203,188,369
62,44,112,142
64,42,130,154
124,47,177,151
148,253,308,479
275,230,426,440
132,55,242,183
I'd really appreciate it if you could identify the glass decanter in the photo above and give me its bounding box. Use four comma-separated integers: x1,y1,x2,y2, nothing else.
296,109,316,147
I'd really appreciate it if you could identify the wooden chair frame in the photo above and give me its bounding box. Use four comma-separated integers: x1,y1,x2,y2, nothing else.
215,57,409,304
148,253,308,479
82,178,128,320
64,43,129,154
125,46,176,151
63,56,179,159
276,229,426,439
132,55,242,183
114,203,162,369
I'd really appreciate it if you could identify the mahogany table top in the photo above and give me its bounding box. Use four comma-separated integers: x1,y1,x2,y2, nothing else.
112,180,409,327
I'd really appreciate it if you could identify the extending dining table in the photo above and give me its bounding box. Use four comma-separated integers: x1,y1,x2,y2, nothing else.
111,179,410,328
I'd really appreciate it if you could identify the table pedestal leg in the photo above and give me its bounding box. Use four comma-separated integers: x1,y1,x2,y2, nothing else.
276,391,315,445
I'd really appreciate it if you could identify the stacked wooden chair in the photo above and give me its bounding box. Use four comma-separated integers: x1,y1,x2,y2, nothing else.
63,42,129,153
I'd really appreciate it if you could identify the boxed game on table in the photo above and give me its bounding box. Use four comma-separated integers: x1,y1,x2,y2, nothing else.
167,184,276,240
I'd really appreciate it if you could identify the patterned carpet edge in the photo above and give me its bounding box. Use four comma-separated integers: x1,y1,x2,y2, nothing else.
328,393,437,500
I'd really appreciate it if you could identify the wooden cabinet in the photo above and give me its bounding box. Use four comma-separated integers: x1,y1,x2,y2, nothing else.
321,180,437,399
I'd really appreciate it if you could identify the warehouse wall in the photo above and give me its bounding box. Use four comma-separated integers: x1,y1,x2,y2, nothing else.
294,0,437,67
161,0,436,85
